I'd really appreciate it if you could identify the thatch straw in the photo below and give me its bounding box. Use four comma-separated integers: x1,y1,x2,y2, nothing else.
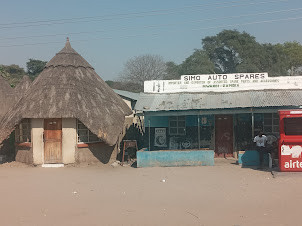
0,38,132,146
14,75,32,101
0,76,15,119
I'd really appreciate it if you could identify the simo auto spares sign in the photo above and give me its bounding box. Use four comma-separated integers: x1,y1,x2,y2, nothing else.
144,73,302,93
181,72,268,82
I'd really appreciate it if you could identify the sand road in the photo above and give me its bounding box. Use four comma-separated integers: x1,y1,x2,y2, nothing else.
0,159,301,226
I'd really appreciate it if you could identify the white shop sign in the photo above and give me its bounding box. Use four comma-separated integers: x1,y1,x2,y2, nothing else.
181,73,268,82
144,73,302,93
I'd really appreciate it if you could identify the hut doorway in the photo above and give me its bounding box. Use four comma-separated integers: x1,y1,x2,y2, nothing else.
44,119,62,163
215,115,233,157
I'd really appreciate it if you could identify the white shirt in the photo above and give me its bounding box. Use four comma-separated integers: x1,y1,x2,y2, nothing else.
254,135,267,147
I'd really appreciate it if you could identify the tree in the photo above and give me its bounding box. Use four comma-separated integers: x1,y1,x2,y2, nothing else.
164,61,180,80
283,41,302,76
202,29,263,73
120,54,167,90
259,43,289,77
26,58,47,80
178,49,215,75
0,64,26,87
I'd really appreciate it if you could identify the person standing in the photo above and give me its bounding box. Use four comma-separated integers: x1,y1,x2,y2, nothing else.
253,131,267,168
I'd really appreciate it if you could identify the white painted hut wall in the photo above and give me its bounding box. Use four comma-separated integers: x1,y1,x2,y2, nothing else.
31,118,76,164
62,118,76,164
122,99,134,118
32,119,44,164
120,98,135,127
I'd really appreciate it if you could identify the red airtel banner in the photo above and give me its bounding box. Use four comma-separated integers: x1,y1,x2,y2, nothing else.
279,110,302,172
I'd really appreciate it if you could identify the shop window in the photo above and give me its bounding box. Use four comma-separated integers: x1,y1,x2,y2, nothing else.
169,116,186,135
15,119,31,143
236,114,252,150
77,120,100,143
284,117,302,135
263,113,279,133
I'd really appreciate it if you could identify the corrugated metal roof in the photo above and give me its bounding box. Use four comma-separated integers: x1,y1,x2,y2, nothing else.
135,90,302,112
113,89,140,101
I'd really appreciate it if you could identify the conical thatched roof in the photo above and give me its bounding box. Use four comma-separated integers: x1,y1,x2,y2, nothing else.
0,76,15,119
0,38,132,146
14,75,32,101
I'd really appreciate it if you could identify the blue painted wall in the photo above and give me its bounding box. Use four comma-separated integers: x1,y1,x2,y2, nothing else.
145,115,214,127
137,149,214,167
238,150,269,166
145,116,169,127
186,115,198,126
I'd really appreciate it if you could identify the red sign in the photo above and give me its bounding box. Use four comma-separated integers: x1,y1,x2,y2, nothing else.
279,110,302,172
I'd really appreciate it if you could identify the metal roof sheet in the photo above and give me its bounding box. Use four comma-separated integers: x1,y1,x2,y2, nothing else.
135,90,302,112
113,89,140,101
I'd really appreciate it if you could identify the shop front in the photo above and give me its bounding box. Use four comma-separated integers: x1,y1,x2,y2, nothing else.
143,110,281,157
135,73,302,166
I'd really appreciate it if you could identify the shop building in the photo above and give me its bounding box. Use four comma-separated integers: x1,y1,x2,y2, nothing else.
135,73,302,157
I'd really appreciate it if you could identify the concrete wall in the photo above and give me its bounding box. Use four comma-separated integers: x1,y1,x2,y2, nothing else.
15,146,33,164
22,118,115,165
32,119,44,164
238,150,269,166
76,142,118,164
137,149,215,167
62,118,76,164
123,99,133,117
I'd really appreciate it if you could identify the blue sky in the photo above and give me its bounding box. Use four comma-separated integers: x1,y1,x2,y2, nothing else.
0,0,302,80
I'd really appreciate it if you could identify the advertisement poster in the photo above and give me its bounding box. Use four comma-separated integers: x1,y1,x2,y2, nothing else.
154,128,167,147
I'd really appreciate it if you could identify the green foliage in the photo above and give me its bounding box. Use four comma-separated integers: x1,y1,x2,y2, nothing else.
259,44,289,76
202,30,263,73
0,64,26,87
201,29,302,76
0,59,47,88
283,41,302,75
164,61,180,79
26,58,47,80
178,49,215,75
164,51,215,80
105,80,115,87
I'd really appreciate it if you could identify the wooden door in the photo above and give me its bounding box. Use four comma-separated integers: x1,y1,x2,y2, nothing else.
44,119,62,163
215,115,233,157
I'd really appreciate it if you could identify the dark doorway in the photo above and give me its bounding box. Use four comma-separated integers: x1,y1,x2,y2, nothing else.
215,115,233,157
44,118,62,163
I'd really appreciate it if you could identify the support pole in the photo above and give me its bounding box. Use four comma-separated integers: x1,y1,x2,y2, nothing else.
251,108,254,139
148,119,151,151
198,115,201,149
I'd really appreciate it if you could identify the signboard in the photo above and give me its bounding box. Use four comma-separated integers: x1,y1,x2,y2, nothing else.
181,73,268,82
154,128,167,147
280,145,302,170
144,73,302,93
279,110,302,172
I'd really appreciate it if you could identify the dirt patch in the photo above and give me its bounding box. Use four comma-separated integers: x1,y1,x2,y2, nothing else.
65,162,116,168
0,161,33,168
0,159,301,226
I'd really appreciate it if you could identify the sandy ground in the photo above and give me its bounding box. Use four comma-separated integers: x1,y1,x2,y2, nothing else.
0,159,301,226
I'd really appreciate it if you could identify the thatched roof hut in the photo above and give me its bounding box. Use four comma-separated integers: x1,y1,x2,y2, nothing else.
0,38,132,147
14,75,32,101
0,75,15,119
